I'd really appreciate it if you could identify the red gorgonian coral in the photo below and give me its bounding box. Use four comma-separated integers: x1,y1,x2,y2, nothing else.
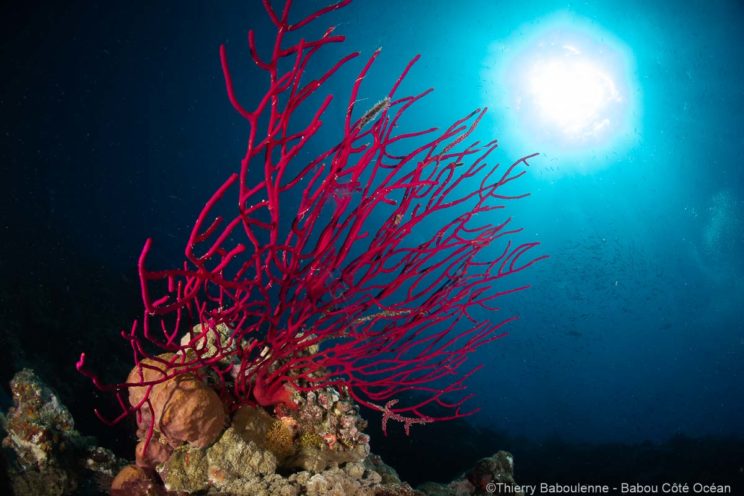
77,0,546,440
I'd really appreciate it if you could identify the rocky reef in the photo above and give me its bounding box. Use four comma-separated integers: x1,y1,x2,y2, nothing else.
417,452,523,496
1,368,522,495
0,369,126,495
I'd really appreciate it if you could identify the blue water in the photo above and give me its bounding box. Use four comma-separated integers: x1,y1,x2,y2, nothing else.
2,0,743,487
331,0,744,445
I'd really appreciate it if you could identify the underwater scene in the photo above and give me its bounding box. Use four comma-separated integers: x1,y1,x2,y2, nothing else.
1,0,743,494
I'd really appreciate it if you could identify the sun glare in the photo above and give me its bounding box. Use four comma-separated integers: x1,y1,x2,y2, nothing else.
482,12,640,176
528,51,621,138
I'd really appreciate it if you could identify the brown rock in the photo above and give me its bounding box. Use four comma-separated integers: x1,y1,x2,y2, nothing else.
155,374,226,448
135,434,172,468
126,354,227,449
110,465,164,496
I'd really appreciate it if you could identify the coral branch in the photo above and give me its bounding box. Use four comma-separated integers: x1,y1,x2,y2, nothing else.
78,0,545,438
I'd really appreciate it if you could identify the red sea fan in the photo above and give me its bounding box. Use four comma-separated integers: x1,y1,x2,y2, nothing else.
77,0,546,438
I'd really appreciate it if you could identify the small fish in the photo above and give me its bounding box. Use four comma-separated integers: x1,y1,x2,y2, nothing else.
356,96,391,130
